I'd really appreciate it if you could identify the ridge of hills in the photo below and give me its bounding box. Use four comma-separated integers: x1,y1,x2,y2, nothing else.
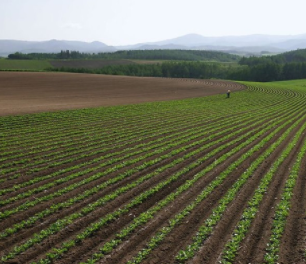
1,33,306,57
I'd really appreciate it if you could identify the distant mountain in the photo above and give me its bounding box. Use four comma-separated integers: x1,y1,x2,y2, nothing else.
116,33,306,55
0,39,116,56
272,39,306,50
136,44,189,50
1,33,306,57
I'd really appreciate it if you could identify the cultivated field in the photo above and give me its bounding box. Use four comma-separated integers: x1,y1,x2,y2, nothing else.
0,72,243,116
0,74,306,264
49,60,138,69
0,59,51,71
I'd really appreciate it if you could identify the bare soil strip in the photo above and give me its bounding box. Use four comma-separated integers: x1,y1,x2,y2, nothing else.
0,72,244,116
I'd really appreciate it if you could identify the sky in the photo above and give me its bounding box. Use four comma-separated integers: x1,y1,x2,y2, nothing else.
1,0,306,46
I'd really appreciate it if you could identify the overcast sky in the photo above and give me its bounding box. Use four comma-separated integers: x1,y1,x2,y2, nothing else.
1,0,306,46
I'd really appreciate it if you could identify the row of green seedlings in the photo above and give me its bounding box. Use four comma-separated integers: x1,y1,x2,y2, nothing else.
0,105,226,181
0,82,288,153
0,109,257,206
0,103,174,139
1,86,300,185
122,111,305,264
244,84,297,110
5,91,286,194
263,137,306,262
0,108,211,178
35,100,296,264
0,87,301,186
0,81,291,141
174,112,306,263
0,103,205,154
0,124,228,213
25,99,304,264
0,83,296,169
0,106,201,167
0,96,232,150
0,100,238,174
246,83,297,97
0,116,210,193
0,92,229,134
238,83,296,106
0,103,206,160
0,83,302,258
0,109,273,239
170,84,306,263
1,99,296,221
219,119,306,263
21,118,277,264
79,113,293,264
3,93,302,227
243,85,300,113
0,110,279,261
0,85,302,201
1,99,287,198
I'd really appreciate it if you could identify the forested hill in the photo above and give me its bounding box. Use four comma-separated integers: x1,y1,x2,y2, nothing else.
8,50,240,62
86,50,240,62
239,48,306,66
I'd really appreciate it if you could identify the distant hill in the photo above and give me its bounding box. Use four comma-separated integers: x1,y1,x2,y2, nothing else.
7,49,241,63
116,33,306,54
239,48,306,66
84,50,241,62
1,33,306,57
0,40,116,56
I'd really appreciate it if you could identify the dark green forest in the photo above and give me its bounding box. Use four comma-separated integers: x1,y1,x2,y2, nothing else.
8,49,240,62
50,60,306,82
233,49,306,81
7,48,306,82
49,61,238,80
239,49,306,66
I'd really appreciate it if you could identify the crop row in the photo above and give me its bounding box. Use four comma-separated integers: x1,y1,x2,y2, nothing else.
1,80,306,263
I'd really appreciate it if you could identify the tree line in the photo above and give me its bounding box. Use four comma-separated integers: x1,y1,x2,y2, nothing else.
48,61,240,80
8,49,240,62
239,48,306,66
233,48,306,81
49,60,306,82
8,49,306,82
229,62,306,82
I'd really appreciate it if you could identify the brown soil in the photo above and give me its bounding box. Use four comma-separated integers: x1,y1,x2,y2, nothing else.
0,72,244,116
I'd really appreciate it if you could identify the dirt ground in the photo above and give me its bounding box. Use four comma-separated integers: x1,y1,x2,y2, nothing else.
0,72,244,116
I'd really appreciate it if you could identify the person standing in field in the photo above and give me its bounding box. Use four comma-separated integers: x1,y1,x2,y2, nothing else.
227,89,231,98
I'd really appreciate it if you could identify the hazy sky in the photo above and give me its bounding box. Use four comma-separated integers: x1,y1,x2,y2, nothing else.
1,0,306,46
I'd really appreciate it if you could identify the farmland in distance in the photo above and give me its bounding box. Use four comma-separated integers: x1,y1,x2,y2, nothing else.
0,76,306,264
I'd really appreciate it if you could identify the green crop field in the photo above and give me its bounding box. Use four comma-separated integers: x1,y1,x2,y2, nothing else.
1,80,306,263
0,59,52,71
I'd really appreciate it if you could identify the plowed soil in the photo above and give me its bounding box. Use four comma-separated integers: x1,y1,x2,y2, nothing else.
0,72,243,116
